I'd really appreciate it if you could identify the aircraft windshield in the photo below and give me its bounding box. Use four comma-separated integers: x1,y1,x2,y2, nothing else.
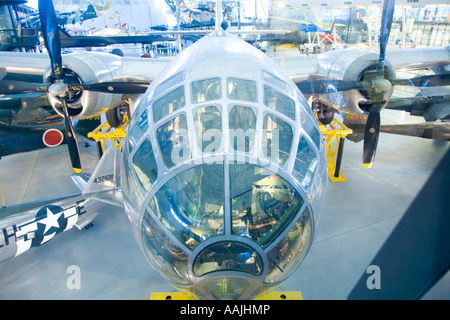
264,85,296,120
191,78,221,103
147,163,304,250
149,164,225,249
153,86,185,123
227,78,257,102
262,113,293,166
230,164,304,248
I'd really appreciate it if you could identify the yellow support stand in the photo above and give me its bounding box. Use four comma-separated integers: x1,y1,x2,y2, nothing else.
87,115,129,154
253,291,303,300
150,291,302,300
318,117,353,182
150,292,197,300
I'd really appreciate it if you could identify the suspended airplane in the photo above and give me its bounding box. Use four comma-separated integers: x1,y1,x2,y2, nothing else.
56,4,98,26
0,0,448,300
18,4,98,29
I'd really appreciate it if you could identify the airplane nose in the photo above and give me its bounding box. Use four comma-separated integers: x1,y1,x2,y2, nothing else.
121,34,328,299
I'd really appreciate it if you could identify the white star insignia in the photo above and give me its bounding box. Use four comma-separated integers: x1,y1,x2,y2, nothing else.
39,208,63,234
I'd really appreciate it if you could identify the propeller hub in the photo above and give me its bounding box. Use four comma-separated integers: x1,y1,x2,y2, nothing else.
48,81,68,98
373,78,392,93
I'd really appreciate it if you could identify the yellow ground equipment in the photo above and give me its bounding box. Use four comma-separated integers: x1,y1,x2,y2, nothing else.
318,116,353,182
87,115,129,157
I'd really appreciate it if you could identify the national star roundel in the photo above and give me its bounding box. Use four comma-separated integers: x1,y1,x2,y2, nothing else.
42,128,64,147
32,205,68,247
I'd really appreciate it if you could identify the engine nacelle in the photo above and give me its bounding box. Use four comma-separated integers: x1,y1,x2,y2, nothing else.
44,52,124,120
313,49,396,114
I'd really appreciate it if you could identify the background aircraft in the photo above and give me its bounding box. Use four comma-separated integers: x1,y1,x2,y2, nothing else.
56,4,98,26
0,0,448,300
18,4,98,29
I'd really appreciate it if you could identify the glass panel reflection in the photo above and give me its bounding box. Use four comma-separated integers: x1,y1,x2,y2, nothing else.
191,78,221,103
141,209,191,285
153,86,185,123
149,164,224,249
229,105,256,153
265,207,312,284
127,109,148,152
132,137,158,191
230,164,304,248
264,85,295,120
157,114,190,168
302,113,321,149
262,113,293,166
293,136,318,190
194,242,262,276
227,78,257,102
204,278,251,300
194,105,222,152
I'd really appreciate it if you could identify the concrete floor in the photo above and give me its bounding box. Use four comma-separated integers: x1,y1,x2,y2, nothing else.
0,109,448,300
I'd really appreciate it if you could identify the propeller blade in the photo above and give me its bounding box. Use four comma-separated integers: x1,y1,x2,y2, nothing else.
392,73,450,88
68,81,151,94
295,79,371,94
379,0,395,63
61,98,81,173
38,0,63,80
363,111,381,168
0,80,49,94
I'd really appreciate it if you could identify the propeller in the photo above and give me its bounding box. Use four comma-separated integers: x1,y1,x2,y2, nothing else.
38,0,82,172
295,0,397,168
361,0,395,168
0,0,151,172
296,0,450,168
0,80,150,95
39,0,63,81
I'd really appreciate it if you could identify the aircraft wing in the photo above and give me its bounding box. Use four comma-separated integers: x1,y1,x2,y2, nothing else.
0,146,122,264
0,51,171,85
385,45,450,70
0,52,50,83
273,45,450,84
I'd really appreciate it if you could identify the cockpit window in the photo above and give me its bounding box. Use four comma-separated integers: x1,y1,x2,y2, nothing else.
132,137,158,191
153,71,185,98
262,113,293,166
127,109,148,152
264,85,296,120
194,105,222,152
149,164,225,249
227,78,257,102
191,78,221,103
262,71,290,94
153,86,185,123
301,112,321,149
293,135,319,190
229,105,256,153
156,114,191,168
230,164,304,248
